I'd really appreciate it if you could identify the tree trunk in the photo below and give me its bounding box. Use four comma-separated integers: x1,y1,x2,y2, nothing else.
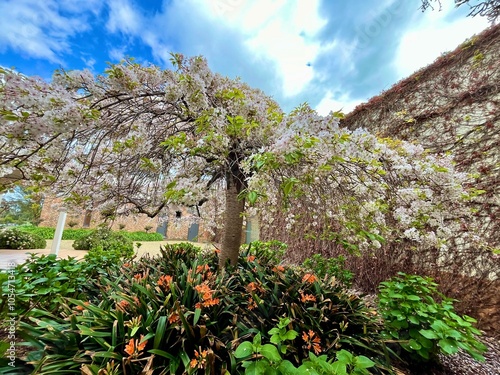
219,177,245,268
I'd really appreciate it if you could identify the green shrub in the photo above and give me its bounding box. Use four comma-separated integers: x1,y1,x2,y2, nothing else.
9,242,391,374
17,225,55,239
235,319,375,374
123,231,163,241
62,228,93,240
73,227,133,252
302,254,354,287
0,227,46,249
0,254,88,317
377,272,487,363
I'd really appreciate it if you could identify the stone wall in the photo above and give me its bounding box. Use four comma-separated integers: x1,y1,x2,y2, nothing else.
38,197,213,242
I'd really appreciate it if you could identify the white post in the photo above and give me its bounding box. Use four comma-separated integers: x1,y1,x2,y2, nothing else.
51,208,67,255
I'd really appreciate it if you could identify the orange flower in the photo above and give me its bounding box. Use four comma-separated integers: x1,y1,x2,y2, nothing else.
158,275,173,288
300,292,317,303
194,282,220,309
272,265,285,273
75,302,89,312
302,273,318,284
246,281,265,294
302,330,322,354
123,262,130,268
196,264,210,274
168,312,180,324
247,255,256,262
124,335,148,357
133,273,144,281
117,300,130,311
190,349,208,369
247,297,257,310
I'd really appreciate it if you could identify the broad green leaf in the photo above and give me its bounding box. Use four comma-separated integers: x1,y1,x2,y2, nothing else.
234,341,254,359
419,329,439,339
260,344,281,363
438,338,459,355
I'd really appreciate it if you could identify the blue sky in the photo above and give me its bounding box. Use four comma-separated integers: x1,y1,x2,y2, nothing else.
0,0,491,114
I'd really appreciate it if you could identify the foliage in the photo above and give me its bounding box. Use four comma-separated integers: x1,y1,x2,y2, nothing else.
0,186,42,226
234,317,376,374
124,231,163,241
0,254,88,318
0,227,46,249
377,272,487,362
302,254,354,288
419,0,499,22
18,226,162,241
242,240,288,265
73,227,133,253
4,242,393,374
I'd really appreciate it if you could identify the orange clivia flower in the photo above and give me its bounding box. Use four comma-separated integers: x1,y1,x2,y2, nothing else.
272,265,285,273
302,273,318,284
190,349,208,369
158,275,173,289
133,273,144,281
246,281,265,294
123,262,130,268
300,292,317,303
247,255,256,262
117,300,130,311
168,312,180,324
194,282,220,309
124,335,148,357
124,339,135,356
302,330,322,355
196,264,210,274
247,297,257,310
74,302,89,312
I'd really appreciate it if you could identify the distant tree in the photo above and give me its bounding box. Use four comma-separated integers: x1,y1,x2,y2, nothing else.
0,186,42,225
420,0,500,22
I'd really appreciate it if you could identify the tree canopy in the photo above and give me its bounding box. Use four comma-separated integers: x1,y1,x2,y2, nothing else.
420,0,500,22
0,56,479,267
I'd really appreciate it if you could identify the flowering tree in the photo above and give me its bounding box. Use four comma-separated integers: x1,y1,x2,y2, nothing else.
247,105,478,256
1,57,476,268
419,0,500,22
1,56,282,266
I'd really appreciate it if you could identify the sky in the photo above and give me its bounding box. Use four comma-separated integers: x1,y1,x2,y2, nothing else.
0,0,492,115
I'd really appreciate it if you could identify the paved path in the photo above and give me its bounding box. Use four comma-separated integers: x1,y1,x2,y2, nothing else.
0,239,213,270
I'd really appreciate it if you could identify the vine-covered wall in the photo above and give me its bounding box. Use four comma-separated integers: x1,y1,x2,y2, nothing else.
342,23,499,252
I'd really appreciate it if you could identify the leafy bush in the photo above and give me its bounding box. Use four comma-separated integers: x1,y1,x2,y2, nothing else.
123,231,163,241
19,226,163,241
234,317,375,374
0,254,88,317
73,227,133,253
0,227,46,249
302,254,354,287
378,272,487,362
7,242,392,374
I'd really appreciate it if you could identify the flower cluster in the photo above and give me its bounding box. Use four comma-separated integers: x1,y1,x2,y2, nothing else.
124,334,147,357
194,282,220,309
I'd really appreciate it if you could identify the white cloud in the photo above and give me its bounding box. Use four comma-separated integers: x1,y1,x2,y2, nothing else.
106,0,142,35
0,0,101,64
394,3,489,77
186,0,327,96
315,91,362,116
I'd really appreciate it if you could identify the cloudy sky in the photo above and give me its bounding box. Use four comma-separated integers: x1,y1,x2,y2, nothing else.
0,0,491,115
